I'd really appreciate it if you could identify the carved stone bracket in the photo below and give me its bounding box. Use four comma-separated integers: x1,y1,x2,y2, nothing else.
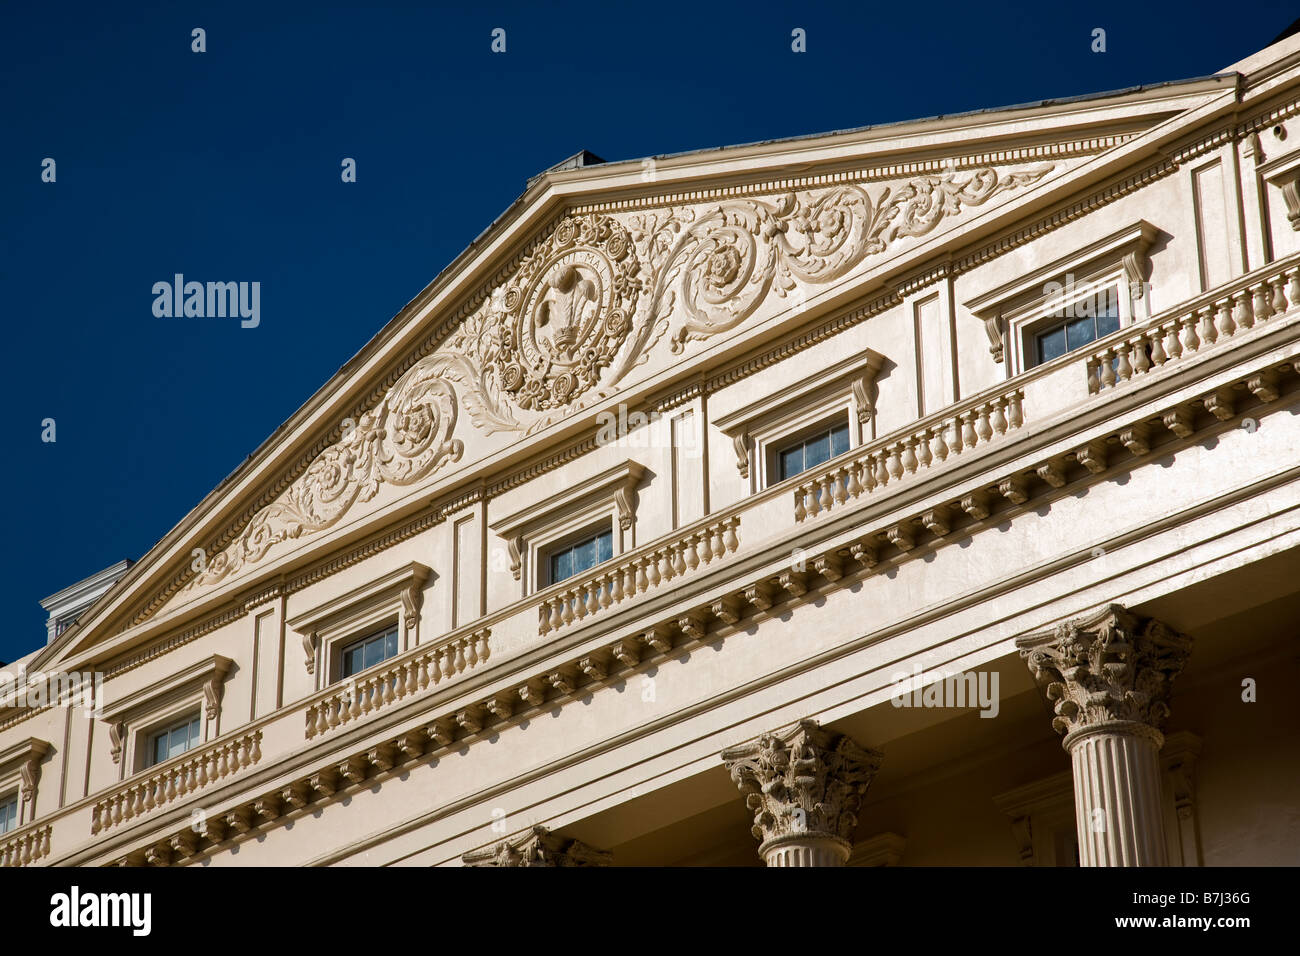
203,658,232,721
722,719,883,866
461,825,612,867
0,738,51,817
1260,149,1300,231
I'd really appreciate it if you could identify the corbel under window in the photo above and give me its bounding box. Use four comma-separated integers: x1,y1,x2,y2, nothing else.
966,220,1158,373
0,738,51,828
98,654,232,776
489,460,646,594
287,561,432,688
714,349,884,491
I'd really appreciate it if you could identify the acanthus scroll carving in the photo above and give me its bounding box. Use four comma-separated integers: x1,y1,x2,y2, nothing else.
722,719,882,851
1016,604,1192,739
176,166,1051,597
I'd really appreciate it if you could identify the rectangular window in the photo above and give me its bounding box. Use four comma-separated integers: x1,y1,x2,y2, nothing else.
1033,285,1121,366
147,712,201,768
776,421,850,482
0,793,17,835
340,625,400,679
548,528,613,585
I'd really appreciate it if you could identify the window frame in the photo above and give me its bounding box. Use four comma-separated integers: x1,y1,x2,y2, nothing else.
541,522,616,589
143,709,203,770
965,219,1157,376
0,791,17,836
770,414,853,485
1020,278,1129,370
490,460,645,599
714,349,883,494
97,655,230,779
338,623,402,680
286,562,431,690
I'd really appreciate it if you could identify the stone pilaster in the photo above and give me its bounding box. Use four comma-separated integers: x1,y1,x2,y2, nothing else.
461,825,612,867
1017,604,1192,867
722,719,882,867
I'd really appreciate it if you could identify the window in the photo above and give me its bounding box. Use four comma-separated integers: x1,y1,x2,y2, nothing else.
340,625,399,679
0,793,17,835
776,421,850,482
146,712,201,768
1032,285,1121,366
548,528,613,585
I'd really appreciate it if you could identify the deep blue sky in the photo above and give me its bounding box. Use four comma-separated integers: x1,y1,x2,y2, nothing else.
1,0,1292,663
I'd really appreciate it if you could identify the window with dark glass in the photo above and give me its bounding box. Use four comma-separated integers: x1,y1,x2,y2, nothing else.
341,625,399,679
147,712,201,768
548,528,613,585
1033,285,1121,366
0,793,17,834
776,421,850,483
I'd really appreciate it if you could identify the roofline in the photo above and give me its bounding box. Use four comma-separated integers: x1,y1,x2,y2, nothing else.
38,559,133,610
598,74,1233,171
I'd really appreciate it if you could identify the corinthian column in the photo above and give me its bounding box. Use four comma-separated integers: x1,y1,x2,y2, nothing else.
1017,605,1192,867
722,719,882,866
461,826,611,867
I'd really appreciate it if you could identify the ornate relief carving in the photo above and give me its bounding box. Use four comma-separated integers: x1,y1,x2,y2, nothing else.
722,719,882,855
495,215,645,411
1016,605,1192,738
461,825,612,867
177,166,1050,596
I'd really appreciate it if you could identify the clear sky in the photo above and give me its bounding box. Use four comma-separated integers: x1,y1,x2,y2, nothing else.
1,0,1294,663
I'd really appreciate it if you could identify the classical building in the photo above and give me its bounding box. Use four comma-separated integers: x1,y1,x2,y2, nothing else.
5,34,1300,869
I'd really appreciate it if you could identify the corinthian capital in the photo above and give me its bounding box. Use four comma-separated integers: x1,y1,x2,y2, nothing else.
1016,604,1192,740
722,720,882,854
461,826,611,867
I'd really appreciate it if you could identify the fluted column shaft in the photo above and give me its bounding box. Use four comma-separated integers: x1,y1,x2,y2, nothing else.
1017,604,1192,868
1066,722,1167,866
760,833,851,867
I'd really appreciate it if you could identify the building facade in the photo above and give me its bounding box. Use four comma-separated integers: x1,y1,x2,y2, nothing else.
4,36,1300,868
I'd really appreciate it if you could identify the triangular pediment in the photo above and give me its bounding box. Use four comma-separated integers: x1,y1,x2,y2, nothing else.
41,76,1235,668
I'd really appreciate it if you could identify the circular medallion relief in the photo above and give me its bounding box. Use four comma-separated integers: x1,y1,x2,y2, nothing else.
496,215,640,412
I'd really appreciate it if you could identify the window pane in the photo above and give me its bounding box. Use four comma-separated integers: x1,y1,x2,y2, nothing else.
597,531,613,563
780,446,803,481
575,536,598,574
0,797,16,835
830,423,850,458
188,716,200,751
804,432,831,470
153,733,168,766
1065,315,1098,351
1096,288,1120,338
343,644,361,677
1037,325,1067,364
384,629,397,661
551,549,573,583
364,635,383,671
